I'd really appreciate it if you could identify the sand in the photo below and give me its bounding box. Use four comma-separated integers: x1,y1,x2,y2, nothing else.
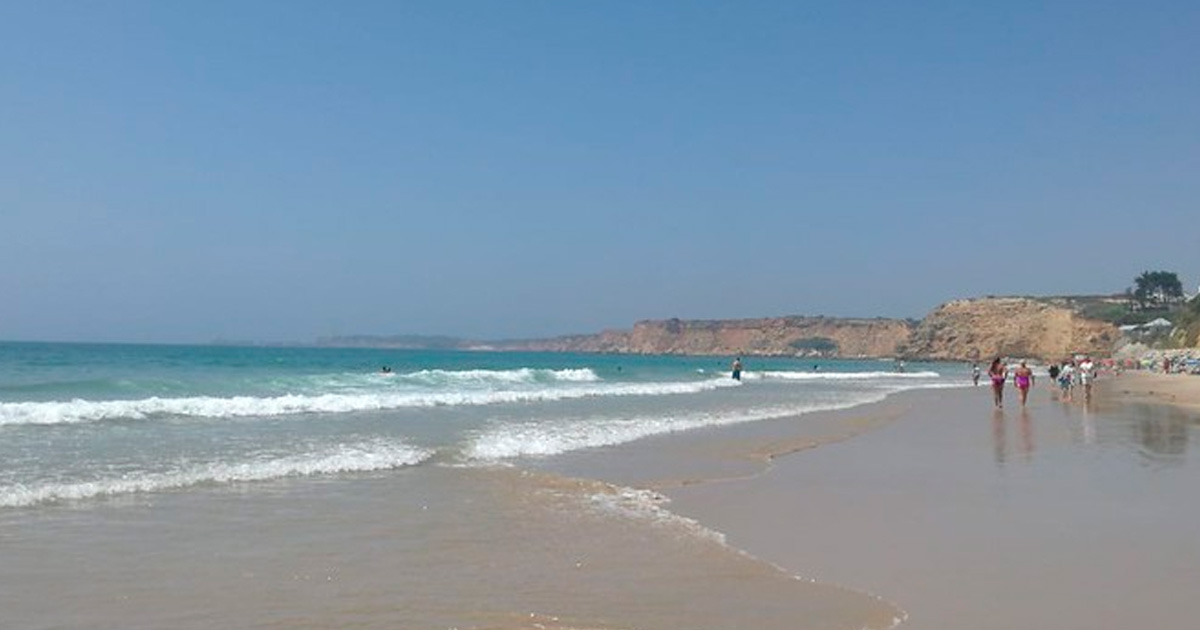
6,372,1197,629
1101,370,1200,412
540,376,1200,630
650,380,1200,630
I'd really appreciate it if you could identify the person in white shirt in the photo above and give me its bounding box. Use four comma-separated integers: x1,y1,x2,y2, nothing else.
1078,358,1095,402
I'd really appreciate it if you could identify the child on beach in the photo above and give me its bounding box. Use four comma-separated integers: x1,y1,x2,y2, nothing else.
1058,361,1075,401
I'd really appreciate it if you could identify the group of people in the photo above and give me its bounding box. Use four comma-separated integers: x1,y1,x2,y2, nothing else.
980,358,1036,409
1047,357,1097,403
975,356,1097,408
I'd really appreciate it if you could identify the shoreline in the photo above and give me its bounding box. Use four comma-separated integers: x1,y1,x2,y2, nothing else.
1097,369,1200,412
7,364,1197,629
653,376,1200,630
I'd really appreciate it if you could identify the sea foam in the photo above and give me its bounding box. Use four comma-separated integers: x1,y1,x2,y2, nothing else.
0,438,432,508
464,395,890,460
0,377,736,426
750,370,941,380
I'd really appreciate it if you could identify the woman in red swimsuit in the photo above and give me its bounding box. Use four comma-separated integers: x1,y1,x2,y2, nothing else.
988,357,1007,408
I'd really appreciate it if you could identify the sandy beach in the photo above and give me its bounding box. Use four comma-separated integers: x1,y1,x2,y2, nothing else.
4,360,1198,629
549,373,1200,630
663,379,1200,630
1102,370,1200,412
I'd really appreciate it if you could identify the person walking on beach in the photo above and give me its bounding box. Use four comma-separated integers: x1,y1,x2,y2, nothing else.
731,357,743,381
1058,360,1075,401
972,362,981,386
1078,357,1096,403
988,357,1007,408
1013,361,1035,407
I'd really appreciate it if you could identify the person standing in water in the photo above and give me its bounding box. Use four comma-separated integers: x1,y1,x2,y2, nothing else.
1013,361,1035,407
988,357,1008,408
731,357,743,381
972,362,981,386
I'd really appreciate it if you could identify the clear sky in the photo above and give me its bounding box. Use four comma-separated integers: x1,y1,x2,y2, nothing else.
3,1,1198,343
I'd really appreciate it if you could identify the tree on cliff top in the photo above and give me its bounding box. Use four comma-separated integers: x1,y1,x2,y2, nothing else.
1131,270,1183,310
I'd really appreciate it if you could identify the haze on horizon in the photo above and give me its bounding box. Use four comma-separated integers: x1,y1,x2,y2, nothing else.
3,2,1197,345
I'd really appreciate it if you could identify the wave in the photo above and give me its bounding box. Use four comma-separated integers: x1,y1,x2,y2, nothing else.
464,394,889,460
395,367,600,385
750,370,941,381
0,439,432,508
0,378,737,426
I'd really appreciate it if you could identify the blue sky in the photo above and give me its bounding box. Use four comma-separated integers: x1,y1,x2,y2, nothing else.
2,1,1197,343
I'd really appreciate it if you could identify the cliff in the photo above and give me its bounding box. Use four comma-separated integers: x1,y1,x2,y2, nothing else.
321,296,1127,360
500,316,915,358
901,297,1119,361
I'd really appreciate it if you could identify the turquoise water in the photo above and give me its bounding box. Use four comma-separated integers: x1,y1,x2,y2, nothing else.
0,342,961,509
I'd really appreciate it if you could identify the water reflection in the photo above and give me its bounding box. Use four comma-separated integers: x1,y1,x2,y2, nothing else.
1128,403,1193,460
1070,396,1199,463
991,408,1036,466
992,409,1005,465
1080,405,1096,445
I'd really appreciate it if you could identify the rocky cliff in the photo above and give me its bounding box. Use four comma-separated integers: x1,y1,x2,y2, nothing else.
502,316,915,358
901,297,1119,361
328,297,1126,360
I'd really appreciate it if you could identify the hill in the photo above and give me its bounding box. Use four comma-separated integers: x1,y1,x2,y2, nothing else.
313,296,1128,360
496,316,915,358
901,297,1119,361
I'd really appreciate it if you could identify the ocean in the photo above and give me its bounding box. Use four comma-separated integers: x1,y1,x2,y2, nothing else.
0,342,963,629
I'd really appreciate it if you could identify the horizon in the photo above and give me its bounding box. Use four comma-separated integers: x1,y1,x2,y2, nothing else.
3,2,1198,345
4,289,1180,348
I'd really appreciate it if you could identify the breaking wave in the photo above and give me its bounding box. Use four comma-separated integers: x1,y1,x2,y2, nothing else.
0,438,432,508
0,378,736,426
750,370,941,381
464,394,889,460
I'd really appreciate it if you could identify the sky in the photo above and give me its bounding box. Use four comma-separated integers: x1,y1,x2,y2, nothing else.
2,1,1198,344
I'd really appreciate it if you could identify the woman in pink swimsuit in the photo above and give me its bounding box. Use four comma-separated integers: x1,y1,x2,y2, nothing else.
1013,361,1034,407
988,357,1007,408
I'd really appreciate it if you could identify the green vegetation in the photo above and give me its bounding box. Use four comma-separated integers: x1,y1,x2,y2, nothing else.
790,337,839,355
1171,296,1200,347
1077,302,1159,326
1130,270,1184,310
1033,270,1196,348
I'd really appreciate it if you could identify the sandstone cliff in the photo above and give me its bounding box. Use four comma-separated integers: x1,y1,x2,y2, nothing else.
326,296,1127,359
503,316,914,358
902,298,1119,361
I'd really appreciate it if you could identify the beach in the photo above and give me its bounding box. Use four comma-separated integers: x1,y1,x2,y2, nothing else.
3,346,1199,629
1102,369,1200,412
0,345,936,630
640,375,1200,630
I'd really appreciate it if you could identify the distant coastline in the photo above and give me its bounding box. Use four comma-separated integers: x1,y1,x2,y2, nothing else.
313,294,1147,361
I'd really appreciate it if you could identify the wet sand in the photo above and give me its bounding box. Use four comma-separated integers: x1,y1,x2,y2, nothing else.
6,375,1198,629
1103,370,1200,412
2,433,900,630
642,382,1200,630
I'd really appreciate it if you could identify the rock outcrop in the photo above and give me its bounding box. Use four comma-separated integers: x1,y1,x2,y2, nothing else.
324,296,1127,360
901,298,1119,361
502,316,914,358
